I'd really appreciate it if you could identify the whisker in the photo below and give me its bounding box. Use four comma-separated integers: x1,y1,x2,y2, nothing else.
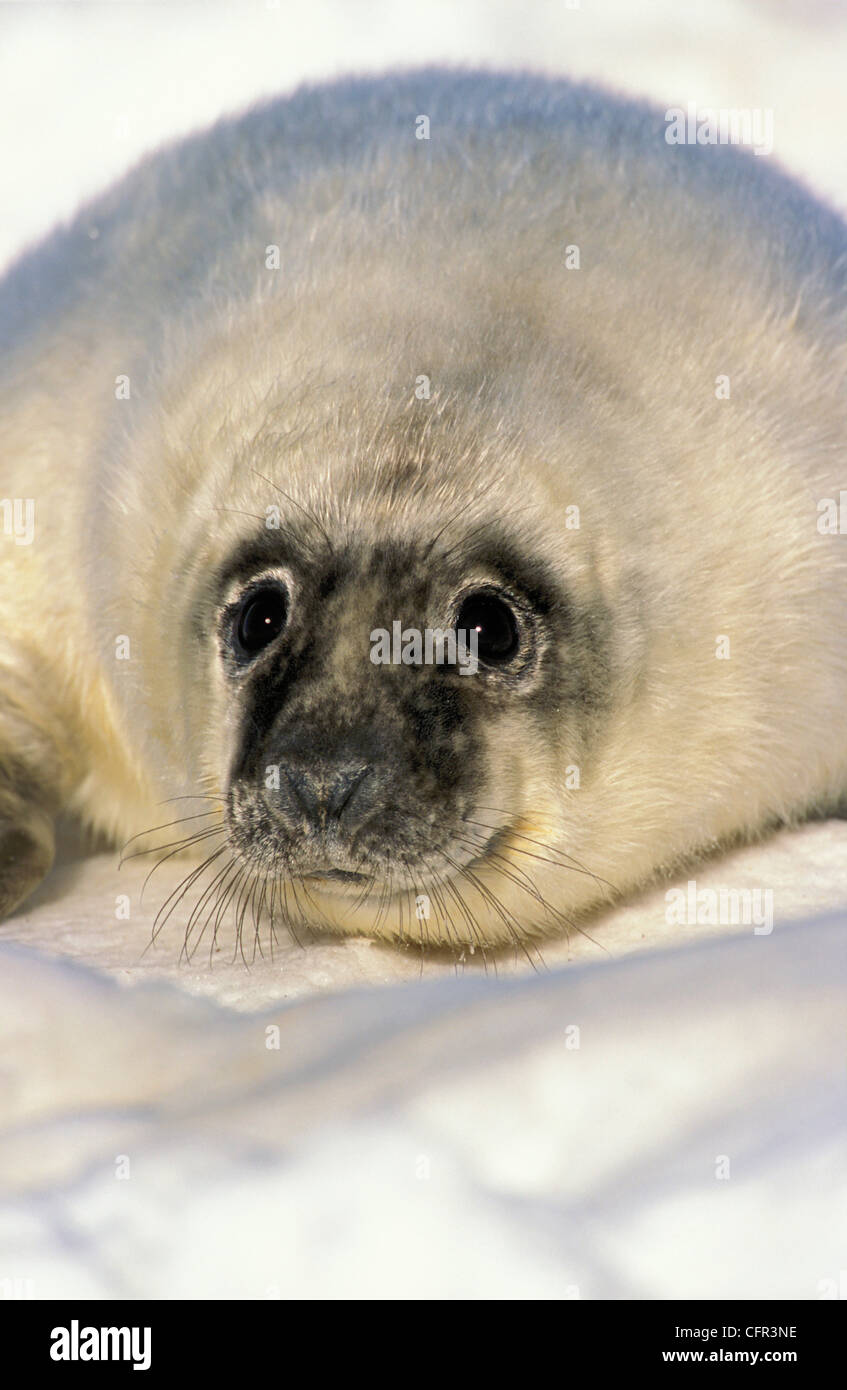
249,874,268,964
464,813,617,892
288,879,318,947
209,865,247,967
137,825,228,905
230,867,256,967
155,794,224,804
146,844,229,952
443,849,538,969
297,877,338,934
279,879,305,951
119,809,223,863
181,856,238,963
454,825,609,957
485,850,607,957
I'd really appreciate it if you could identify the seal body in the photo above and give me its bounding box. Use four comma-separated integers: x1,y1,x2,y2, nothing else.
2,70,847,944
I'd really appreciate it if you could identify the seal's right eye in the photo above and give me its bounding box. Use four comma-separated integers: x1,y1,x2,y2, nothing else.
233,585,288,658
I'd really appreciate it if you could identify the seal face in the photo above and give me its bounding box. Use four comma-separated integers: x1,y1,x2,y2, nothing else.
216,523,594,901
2,69,847,945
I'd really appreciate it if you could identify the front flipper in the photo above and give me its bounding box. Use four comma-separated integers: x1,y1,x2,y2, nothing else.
0,729,62,919
0,805,54,918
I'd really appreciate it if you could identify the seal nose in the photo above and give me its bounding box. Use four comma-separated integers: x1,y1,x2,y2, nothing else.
283,762,372,827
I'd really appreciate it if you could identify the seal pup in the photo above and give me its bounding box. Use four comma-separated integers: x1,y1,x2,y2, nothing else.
2,70,847,947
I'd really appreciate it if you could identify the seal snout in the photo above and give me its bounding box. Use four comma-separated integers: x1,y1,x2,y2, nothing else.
280,759,374,830
260,721,388,850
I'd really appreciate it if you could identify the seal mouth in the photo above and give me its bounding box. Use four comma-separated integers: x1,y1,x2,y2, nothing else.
303,868,368,885
301,826,509,894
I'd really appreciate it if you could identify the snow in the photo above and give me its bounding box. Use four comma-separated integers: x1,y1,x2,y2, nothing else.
2,916,845,1298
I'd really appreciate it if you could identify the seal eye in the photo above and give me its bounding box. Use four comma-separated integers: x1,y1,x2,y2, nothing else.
456,591,520,664
234,585,287,657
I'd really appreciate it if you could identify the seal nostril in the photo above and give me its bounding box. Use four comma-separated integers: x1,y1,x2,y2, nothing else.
326,764,371,819
283,763,372,827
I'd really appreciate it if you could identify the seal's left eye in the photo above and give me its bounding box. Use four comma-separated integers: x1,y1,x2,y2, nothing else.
234,586,287,656
456,591,520,664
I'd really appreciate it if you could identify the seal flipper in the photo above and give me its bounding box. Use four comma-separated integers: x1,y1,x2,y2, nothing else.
0,809,54,918
0,745,60,919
